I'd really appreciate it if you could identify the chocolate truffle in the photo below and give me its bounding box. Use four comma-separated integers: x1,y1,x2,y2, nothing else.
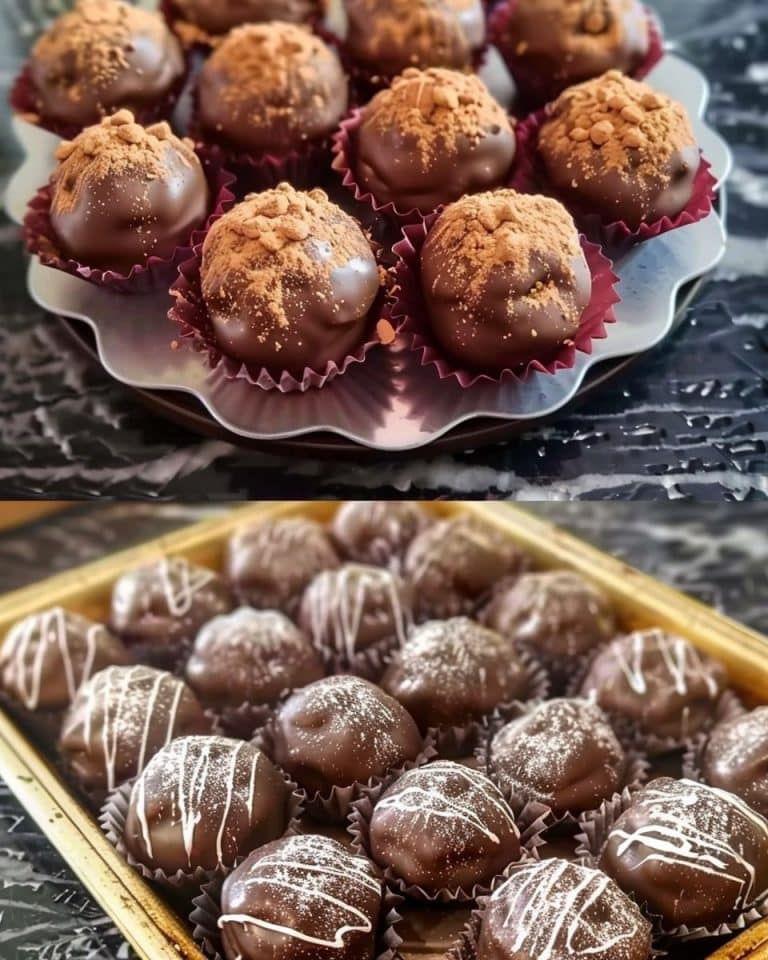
343,0,485,79
298,564,413,672
219,834,382,960
489,698,626,815
493,0,650,102
226,517,340,617
369,760,520,894
110,557,231,669
330,501,432,570
354,68,516,214
27,0,184,130
0,607,129,714
196,23,347,155
48,112,209,273
599,777,768,930
172,0,321,43
404,515,528,620
185,608,324,727
123,736,290,875
381,617,532,733
419,189,592,371
578,628,728,747
538,71,700,229
269,675,423,795
201,185,382,376
477,858,652,960
59,665,211,798
701,707,768,819
484,570,615,666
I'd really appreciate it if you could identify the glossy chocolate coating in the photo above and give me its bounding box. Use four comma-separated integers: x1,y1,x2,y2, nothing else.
186,607,324,712
330,501,432,570
381,617,531,732
197,23,347,155
225,517,340,618
599,777,768,929
477,859,652,960
489,698,626,815
355,68,516,214
123,736,290,875
28,0,184,130
404,515,529,620
343,0,485,79
494,0,650,101
219,834,382,960
578,628,728,746
298,564,413,671
701,707,768,819
0,607,129,713
369,760,520,894
59,665,211,798
109,557,232,670
173,0,321,37
269,675,423,794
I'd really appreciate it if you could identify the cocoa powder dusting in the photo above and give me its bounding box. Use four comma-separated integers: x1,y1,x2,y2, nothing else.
363,68,514,169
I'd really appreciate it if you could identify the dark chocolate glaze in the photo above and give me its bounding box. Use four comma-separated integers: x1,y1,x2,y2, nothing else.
173,0,321,36
330,501,432,570
123,736,290,875
701,707,768,819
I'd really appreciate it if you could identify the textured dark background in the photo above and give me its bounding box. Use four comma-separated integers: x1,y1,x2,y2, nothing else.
1,1,767,499
0,502,767,958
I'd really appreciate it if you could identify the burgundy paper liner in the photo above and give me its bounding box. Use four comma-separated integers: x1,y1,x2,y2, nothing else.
347,783,549,904
318,633,403,684
9,60,190,143
23,162,236,296
168,233,396,393
681,689,749,782
190,874,405,960
391,212,620,387
99,767,304,892
511,105,718,253
574,784,768,944
489,1,664,110
203,700,274,742
255,717,438,823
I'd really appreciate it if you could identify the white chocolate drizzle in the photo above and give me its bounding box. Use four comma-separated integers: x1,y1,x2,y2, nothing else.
111,557,218,623
613,628,722,698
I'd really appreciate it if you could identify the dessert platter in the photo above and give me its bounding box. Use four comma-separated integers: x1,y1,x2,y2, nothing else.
0,501,767,960
5,0,732,453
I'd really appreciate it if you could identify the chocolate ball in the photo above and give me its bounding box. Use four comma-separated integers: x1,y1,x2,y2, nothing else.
419,189,592,371
0,606,129,713
538,71,700,228
298,564,413,672
186,608,324,718
110,557,232,670
330,501,432,570
578,628,728,748
493,0,650,102
48,112,209,273
599,777,768,930
269,676,423,795
489,698,626,815
355,68,516,214
404,515,529,620
59,665,211,799
197,23,347,155
201,185,381,376
343,0,485,79
123,736,290,875
701,707,768,819
484,570,615,665
172,0,321,41
369,760,520,894
219,834,383,960
477,858,652,960
381,617,532,733
28,0,184,130
225,517,340,618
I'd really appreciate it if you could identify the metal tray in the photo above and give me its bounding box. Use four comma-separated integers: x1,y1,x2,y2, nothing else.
0,502,767,960
6,49,732,454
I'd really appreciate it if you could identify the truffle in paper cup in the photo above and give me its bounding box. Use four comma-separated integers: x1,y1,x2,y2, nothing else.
391,199,619,388
190,844,405,960
681,689,750,782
